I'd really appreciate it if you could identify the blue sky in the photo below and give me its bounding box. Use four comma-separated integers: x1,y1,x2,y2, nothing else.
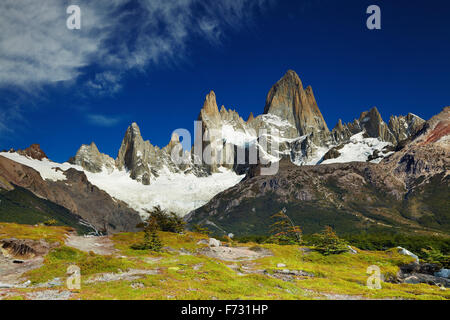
0,0,449,162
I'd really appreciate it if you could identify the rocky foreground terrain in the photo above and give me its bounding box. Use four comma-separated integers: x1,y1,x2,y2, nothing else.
0,223,448,300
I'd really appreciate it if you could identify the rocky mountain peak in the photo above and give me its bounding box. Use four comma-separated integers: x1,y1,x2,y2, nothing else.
17,144,48,160
334,119,344,131
116,122,155,184
263,70,330,145
388,113,425,143
247,112,255,123
69,142,115,173
202,90,220,117
280,69,303,87
331,119,353,143
129,122,142,137
165,133,181,152
357,107,396,143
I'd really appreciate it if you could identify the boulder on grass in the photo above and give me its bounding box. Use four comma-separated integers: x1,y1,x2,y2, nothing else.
209,238,221,247
397,247,419,263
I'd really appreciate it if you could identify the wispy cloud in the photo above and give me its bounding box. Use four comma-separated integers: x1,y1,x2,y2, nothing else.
0,0,270,91
0,0,270,134
86,114,122,127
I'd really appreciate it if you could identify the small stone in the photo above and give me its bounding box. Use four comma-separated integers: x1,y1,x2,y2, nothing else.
404,276,421,285
21,280,31,288
131,283,145,289
435,269,450,279
397,247,419,263
277,263,287,268
48,278,63,287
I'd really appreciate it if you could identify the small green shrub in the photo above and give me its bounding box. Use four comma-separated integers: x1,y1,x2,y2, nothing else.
309,226,348,255
132,215,163,252
267,210,302,246
421,246,450,268
43,219,58,226
192,224,212,236
143,206,186,233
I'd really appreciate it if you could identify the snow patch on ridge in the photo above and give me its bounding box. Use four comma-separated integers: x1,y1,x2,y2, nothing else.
83,167,244,217
321,132,393,165
0,152,70,181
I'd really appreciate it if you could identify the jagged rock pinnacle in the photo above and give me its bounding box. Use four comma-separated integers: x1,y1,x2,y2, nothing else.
202,91,219,117
263,69,331,145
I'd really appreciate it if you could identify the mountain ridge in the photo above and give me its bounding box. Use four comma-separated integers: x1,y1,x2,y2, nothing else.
186,106,450,236
68,70,427,181
1,70,445,223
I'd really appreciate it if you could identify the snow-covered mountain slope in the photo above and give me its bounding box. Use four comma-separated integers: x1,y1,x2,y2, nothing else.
0,152,244,216
321,133,394,165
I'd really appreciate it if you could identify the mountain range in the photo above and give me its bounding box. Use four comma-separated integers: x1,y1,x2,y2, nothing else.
0,70,448,236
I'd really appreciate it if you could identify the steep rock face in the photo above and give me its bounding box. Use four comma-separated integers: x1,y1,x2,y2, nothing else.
263,70,331,145
389,113,426,143
116,123,164,185
52,169,142,233
69,142,115,173
195,72,336,170
198,91,251,172
0,155,142,233
70,70,428,187
17,144,47,160
331,119,353,143
383,107,450,187
358,107,396,143
332,108,425,145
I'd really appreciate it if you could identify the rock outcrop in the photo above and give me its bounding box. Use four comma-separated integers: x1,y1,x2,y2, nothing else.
17,144,47,160
388,113,425,143
263,70,331,145
332,108,425,145
69,142,115,173
116,123,165,185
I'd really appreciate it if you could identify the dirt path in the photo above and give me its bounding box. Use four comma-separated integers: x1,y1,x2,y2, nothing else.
199,246,272,262
65,235,116,255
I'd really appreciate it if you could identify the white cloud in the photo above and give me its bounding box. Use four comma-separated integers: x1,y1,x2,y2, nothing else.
0,0,270,91
87,114,122,127
0,0,270,134
86,72,123,96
